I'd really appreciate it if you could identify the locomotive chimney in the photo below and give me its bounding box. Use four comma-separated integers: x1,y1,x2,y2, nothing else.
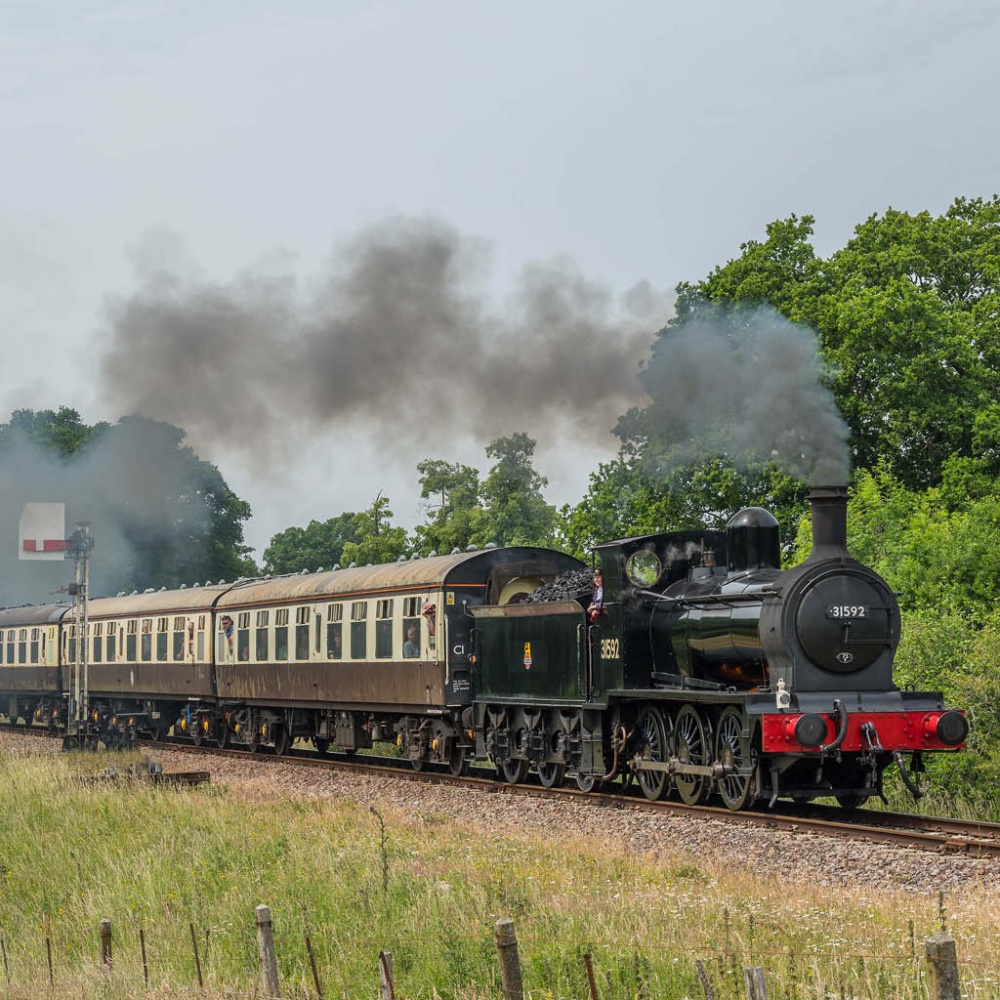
808,485,849,560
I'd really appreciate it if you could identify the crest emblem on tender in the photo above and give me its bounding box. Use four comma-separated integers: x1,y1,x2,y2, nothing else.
836,651,855,664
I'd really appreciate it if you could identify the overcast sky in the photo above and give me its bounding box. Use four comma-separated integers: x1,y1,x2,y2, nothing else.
3,1,999,557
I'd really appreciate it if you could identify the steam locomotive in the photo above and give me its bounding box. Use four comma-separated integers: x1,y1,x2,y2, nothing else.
0,486,966,810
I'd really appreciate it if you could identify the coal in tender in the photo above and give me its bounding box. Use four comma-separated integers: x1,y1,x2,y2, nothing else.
525,568,595,604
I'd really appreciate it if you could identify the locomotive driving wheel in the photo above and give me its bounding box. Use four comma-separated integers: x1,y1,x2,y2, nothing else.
715,706,756,811
635,705,671,801
501,758,529,784
673,705,709,805
536,762,565,788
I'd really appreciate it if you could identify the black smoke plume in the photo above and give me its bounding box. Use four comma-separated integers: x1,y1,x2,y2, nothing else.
635,304,851,485
100,218,665,469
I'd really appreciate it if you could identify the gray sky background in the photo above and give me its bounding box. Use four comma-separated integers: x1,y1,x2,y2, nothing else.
3,1,999,557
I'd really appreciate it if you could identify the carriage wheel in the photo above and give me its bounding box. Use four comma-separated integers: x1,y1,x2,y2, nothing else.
715,706,755,811
674,705,709,805
448,743,470,777
575,772,601,792
635,705,671,801
313,737,330,755
274,723,292,757
216,720,230,750
537,762,566,788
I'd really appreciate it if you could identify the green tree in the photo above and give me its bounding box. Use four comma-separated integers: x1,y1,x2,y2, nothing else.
263,512,364,574
413,459,483,555
340,494,410,566
473,433,557,547
0,406,107,455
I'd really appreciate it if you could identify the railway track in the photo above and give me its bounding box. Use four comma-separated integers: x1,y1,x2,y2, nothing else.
6,722,1000,860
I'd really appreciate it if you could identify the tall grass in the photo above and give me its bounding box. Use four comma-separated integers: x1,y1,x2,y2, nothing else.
0,748,997,998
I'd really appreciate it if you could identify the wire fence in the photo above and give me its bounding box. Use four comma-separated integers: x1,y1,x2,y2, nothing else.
0,908,979,1000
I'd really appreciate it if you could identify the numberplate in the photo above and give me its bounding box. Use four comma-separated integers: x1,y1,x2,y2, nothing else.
826,605,869,620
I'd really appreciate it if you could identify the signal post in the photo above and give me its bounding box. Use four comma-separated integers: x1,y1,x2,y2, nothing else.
18,503,97,749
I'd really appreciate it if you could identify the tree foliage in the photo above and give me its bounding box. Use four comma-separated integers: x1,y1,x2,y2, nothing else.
340,494,410,567
262,512,364,575
474,433,557,547
410,434,558,554
413,460,483,555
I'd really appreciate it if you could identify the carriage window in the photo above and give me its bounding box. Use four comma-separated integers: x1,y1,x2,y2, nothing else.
4,631,11,664
350,601,367,660
375,599,393,659
156,617,169,661
275,608,289,661
327,604,343,659
218,614,235,661
61,627,70,665
141,619,153,661
107,622,117,662
126,620,137,661
172,616,187,661
91,623,102,663
237,612,251,661
29,627,40,664
295,607,310,660
403,618,421,658
256,610,270,661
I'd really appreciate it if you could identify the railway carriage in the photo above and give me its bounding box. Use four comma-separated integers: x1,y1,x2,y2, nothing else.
207,547,581,767
0,603,65,727
80,584,230,741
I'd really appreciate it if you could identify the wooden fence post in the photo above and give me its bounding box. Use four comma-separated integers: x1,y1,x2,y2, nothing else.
583,952,599,1000
743,966,767,1000
495,918,524,1000
190,922,203,989
255,904,280,999
926,933,960,1000
695,959,716,1000
139,928,149,989
379,950,395,1000
100,918,112,970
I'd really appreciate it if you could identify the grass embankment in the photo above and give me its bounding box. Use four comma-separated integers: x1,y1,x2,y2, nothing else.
0,749,997,999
